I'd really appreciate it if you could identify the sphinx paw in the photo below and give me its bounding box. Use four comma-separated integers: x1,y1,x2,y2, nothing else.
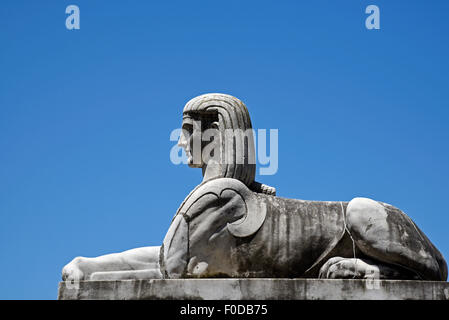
319,257,380,279
62,257,86,282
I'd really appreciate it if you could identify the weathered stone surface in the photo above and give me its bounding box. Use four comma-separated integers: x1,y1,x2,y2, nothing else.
58,279,449,300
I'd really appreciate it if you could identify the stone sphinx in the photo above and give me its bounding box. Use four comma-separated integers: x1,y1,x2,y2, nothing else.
62,93,447,283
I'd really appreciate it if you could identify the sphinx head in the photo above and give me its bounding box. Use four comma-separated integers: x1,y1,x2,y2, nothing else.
178,93,256,187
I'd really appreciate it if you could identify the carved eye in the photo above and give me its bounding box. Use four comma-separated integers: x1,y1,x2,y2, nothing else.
181,124,193,144
182,124,193,135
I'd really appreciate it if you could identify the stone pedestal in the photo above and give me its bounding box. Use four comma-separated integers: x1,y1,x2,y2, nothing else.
58,279,449,300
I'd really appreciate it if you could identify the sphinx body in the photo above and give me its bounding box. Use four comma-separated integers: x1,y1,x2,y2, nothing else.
161,177,447,281
62,93,447,282
63,177,447,281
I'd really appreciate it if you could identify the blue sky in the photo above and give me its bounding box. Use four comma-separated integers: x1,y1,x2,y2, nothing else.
1,0,448,299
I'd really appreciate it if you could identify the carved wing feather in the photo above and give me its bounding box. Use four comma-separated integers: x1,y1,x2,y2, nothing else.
178,178,267,238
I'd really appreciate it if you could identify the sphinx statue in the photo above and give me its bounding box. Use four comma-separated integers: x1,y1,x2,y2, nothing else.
62,93,447,282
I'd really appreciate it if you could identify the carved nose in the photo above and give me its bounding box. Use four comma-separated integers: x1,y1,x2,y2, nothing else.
178,133,186,148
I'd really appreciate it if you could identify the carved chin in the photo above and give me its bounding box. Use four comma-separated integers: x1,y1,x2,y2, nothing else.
187,157,202,168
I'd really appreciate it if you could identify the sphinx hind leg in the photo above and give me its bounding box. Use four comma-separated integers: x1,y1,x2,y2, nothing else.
319,256,417,279
345,197,446,281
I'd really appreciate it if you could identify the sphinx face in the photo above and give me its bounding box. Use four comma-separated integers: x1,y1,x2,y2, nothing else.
178,115,204,168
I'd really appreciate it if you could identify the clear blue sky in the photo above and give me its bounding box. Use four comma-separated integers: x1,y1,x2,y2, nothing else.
1,0,448,299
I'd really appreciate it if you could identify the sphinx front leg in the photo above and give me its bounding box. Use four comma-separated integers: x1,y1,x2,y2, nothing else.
62,246,162,281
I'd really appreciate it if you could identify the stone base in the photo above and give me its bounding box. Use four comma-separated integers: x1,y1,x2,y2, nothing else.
58,279,449,300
